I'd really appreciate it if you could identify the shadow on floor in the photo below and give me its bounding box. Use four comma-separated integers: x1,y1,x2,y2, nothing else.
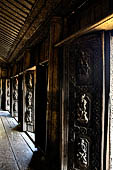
12,124,22,131
28,150,48,170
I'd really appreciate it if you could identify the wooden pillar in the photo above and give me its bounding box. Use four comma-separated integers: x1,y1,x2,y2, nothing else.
47,17,62,169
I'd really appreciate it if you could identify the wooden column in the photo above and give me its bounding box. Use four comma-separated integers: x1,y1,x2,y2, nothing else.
47,17,62,169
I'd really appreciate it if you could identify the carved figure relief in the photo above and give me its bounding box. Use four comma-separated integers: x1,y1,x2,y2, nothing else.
7,99,10,106
25,72,34,124
13,90,18,100
13,77,18,89
77,94,91,124
25,107,32,122
6,79,10,110
13,102,17,112
13,77,18,115
7,90,10,97
76,138,89,168
29,74,33,88
74,47,93,85
25,73,33,88
26,91,32,106
7,80,10,88
77,51,90,76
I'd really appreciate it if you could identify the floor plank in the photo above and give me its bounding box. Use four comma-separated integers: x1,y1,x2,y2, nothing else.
0,112,36,170
8,116,36,152
0,117,19,170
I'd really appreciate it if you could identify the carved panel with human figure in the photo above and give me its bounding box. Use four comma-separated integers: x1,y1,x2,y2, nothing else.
24,70,35,132
67,33,103,170
12,77,18,118
5,79,10,111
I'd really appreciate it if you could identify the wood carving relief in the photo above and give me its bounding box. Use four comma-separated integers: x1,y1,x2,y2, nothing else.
76,94,91,124
6,79,10,111
25,72,34,125
76,138,89,168
13,77,18,116
74,47,92,85
77,50,90,76
68,33,102,170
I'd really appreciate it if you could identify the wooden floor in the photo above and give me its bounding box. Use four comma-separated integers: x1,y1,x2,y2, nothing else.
0,111,36,170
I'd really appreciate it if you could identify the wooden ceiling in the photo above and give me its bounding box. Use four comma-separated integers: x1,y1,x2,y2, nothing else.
0,0,36,63
0,0,112,64
0,0,95,64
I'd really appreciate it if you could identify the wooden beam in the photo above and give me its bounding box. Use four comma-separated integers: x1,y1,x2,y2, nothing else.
0,56,8,63
54,13,113,47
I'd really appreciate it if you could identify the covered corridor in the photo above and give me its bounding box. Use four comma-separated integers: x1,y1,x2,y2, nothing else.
0,0,113,170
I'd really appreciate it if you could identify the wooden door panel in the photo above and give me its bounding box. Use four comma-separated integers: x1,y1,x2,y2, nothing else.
68,33,103,170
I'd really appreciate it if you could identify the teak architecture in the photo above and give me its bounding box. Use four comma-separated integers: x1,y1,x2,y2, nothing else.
0,0,113,169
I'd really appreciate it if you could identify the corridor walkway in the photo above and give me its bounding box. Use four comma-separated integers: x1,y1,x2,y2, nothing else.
0,111,36,170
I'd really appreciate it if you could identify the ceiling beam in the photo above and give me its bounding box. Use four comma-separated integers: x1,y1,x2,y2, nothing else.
0,56,7,63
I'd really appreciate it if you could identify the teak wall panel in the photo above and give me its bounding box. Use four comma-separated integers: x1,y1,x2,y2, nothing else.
40,42,45,63
66,0,110,38
12,64,18,76
1,69,7,78
60,31,110,170
0,67,8,78
24,50,31,70
39,37,49,63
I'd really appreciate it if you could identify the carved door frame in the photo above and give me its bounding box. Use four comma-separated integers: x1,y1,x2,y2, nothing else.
61,31,109,170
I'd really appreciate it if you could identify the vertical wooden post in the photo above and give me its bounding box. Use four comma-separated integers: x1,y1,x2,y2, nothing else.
47,17,62,169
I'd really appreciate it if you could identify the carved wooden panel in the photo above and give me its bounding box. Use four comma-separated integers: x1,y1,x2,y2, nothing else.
24,71,35,132
68,33,103,170
12,77,18,118
5,79,10,111
1,79,6,110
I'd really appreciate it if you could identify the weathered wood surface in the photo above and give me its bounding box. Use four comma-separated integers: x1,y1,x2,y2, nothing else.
0,111,36,170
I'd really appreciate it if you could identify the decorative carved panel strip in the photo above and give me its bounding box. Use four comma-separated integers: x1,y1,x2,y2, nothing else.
6,79,10,111
68,33,103,170
12,77,18,117
24,71,35,132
